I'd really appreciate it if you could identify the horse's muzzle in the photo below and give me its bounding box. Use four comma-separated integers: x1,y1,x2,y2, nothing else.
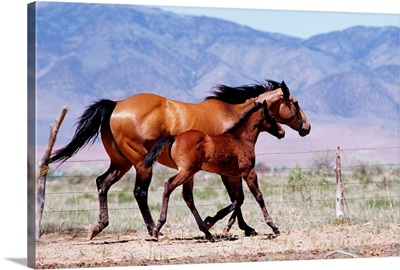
277,131,285,139
299,123,311,137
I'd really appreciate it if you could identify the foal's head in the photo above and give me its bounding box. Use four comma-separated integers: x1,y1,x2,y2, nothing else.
259,101,285,139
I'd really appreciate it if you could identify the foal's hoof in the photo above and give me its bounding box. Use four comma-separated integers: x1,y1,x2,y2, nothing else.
152,228,168,242
87,225,101,240
157,235,169,243
222,226,231,235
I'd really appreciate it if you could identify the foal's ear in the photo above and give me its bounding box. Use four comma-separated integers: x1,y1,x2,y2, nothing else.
281,81,290,98
254,100,262,107
262,100,268,108
263,100,273,119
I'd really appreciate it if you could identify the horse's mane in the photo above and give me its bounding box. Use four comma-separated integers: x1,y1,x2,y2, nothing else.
205,79,282,104
225,102,264,134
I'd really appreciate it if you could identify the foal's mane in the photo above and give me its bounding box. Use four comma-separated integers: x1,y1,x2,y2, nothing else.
205,79,282,104
225,102,264,134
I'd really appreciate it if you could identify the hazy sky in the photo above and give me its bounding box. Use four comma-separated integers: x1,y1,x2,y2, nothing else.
160,6,399,39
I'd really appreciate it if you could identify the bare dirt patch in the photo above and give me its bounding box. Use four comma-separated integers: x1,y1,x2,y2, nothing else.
36,223,400,269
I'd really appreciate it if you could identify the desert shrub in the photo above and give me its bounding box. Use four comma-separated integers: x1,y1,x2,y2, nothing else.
287,163,313,202
351,158,384,185
308,150,335,176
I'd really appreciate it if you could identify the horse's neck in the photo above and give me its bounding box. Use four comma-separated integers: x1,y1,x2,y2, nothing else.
200,97,259,122
197,99,251,132
198,94,277,134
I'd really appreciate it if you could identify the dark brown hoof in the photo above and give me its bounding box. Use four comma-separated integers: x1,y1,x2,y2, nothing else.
245,229,258,237
87,225,101,240
206,234,216,243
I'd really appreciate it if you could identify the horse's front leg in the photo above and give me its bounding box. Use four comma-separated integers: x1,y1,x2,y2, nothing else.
243,169,280,236
182,179,215,242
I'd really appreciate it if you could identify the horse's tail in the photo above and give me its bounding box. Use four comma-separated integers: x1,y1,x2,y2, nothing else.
49,99,117,164
144,135,175,168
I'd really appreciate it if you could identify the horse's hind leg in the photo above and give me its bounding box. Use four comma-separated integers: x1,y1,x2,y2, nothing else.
133,165,156,236
243,169,280,236
182,179,215,242
88,164,130,240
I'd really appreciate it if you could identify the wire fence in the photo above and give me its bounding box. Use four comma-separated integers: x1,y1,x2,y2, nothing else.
40,145,400,216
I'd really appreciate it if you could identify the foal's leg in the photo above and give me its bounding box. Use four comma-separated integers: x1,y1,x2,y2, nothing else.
243,169,280,235
182,179,215,242
203,177,245,232
204,176,257,236
222,176,257,236
152,169,194,241
88,164,130,240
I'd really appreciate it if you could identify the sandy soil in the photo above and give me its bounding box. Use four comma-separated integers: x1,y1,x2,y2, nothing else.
36,222,399,269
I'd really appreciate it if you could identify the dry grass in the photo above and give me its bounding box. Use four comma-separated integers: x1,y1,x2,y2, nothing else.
41,163,400,237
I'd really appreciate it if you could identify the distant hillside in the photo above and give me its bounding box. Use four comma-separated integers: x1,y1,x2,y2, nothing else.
34,2,399,144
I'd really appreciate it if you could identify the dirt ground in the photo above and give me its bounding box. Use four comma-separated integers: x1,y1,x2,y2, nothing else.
36,222,399,269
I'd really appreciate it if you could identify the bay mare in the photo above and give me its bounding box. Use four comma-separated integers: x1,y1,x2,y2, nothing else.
144,101,285,241
49,80,311,239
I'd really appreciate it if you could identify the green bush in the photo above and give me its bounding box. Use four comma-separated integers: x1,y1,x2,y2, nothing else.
287,163,313,202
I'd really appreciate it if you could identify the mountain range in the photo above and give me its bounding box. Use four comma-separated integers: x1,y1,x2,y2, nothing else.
34,2,399,146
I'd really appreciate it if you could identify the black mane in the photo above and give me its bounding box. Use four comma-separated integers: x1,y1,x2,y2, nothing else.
205,79,282,104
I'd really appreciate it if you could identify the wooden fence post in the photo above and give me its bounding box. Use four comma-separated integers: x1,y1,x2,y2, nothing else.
36,106,68,239
334,146,344,219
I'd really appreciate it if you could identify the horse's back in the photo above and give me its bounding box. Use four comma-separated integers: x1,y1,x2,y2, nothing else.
114,93,166,117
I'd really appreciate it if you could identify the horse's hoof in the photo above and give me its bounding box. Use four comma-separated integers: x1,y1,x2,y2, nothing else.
245,230,258,237
151,228,159,238
157,235,169,242
274,229,281,236
87,225,101,240
206,235,216,243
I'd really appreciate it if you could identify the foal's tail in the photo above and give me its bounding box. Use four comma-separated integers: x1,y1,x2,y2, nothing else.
49,99,117,164
144,135,175,168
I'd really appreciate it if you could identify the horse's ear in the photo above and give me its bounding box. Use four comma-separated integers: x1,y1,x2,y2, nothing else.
281,81,290,98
